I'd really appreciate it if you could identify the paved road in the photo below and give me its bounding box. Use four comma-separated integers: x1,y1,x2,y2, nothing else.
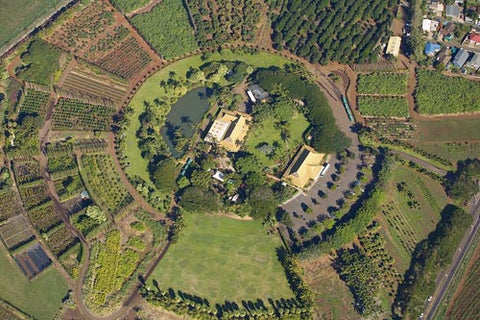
425,198,480,320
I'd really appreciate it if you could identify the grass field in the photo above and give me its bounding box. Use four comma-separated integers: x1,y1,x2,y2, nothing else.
0,0,63,48
377,164,449,273
244,113,309,167
0,245,68,320
416,118,480,142
125,51,291,185
148,213,293,304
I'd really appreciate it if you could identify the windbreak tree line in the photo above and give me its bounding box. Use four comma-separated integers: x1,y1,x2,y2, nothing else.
270,0,397,64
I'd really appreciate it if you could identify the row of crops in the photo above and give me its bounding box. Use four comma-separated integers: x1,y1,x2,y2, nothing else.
19,89,50,116
80,154,133,215
357,72,408,95
52,98,115,131
357,96,409,118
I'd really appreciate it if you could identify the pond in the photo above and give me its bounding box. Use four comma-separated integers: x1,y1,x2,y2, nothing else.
162,87,211,158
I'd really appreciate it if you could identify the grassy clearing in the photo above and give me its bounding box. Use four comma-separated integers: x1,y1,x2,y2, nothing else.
417,118,480,142
377,165,449,274
0,0,62,48
0,245,68,320
148,213,293,304
414,142,480,164
244,113,309,167
300,256,357,320
125,51,291,184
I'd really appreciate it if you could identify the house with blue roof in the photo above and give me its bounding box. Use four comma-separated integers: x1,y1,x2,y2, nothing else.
425,42,442,56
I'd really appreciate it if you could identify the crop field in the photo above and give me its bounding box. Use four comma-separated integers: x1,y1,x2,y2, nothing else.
189,0,264,47
26,202,61,233
245,113,309,168
45,224,78,257
413,142,480,164
377,164,449,273
12,159,41,185
47,154,77,178
45,0,152,79
0,299,28,320
416,118,480,142
148,213,294,304
54,175,84,201
0,244,68,320
84,230,139,307
0,0,62,48
19,183,50,210
131,0,198,59
0,192,23,222
415,70,480,114
61,65,128,104
357,96,409,118
14,243,52,280
111,0,150,13
0,215,34,250
80,154,133,215
52,98,115,131
357,72,408,95
445,245,480,319
19,89,50,117
74,138,108,153
59,242,82,279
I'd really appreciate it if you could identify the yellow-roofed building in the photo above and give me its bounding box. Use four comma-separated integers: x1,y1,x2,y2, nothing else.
282,145,326,189
204,109,252,152
386,36,401,57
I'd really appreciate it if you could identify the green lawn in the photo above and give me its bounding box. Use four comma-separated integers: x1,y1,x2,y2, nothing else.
377,165,449,274
244,113,309,167
148,213,294,304
125,51,292,185
0,244,68,320
0,0,62,49
417,118,480,142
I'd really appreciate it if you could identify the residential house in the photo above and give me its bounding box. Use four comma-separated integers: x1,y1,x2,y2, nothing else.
446,5,462,19
386,36,401,57
422,19,440,32
427,0,445,16
466,32,480,45
440,21,456,41
425,42,442,55
282,145,326,189
204,109,252,152
465,53,480,70
452,49,471,68
436,47,452,65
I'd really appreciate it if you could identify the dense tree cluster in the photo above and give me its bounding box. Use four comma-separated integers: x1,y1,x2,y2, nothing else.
16,39,61,86
188,0,263,47
253,66,350,153
393,205,472,319
446,159,480,205
270,0,396,64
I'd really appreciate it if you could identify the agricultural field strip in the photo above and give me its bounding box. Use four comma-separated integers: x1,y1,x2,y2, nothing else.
52,98,115,131
357,96,409,118
62,69,128,101
0,215,34,249
390,199,421,250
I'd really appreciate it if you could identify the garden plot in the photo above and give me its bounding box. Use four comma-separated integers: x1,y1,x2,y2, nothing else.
52,98,115,131
0,192,23,222
19,89,50,117
14,243,51,279
0,215,34,250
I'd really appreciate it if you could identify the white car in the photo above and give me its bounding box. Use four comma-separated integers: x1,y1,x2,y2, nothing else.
428,296,432,302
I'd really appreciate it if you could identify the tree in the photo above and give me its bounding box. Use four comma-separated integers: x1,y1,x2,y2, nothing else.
234,154,262,173
179,186,219,212
248,185,277,219
190,170,211,188
86,205,107,224
151,158,179,193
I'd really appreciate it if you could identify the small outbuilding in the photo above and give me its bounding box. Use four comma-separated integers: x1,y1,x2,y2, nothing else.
386,36,401,57
425,42,442,55
247,84,269,103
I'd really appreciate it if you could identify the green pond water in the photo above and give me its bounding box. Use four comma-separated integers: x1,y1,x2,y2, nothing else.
161,87,211,158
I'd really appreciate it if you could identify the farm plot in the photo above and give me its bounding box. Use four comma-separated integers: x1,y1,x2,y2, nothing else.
0,299,27,320
415,70,480,114
45,224,78,257
12,159,41,185
80,154,133,215
71,206,107,238
47,154,77,180
59,242,82,279
377,164,449,273
26,202,61,233
45,0,153,79
0,215,34,251
446,246,480,320
19,183,50,210
0,192,23,222
61,65,128,104
14,243,52,280
357,72,408,95
52,98,115,131
357,96,409,118
54,175,85,201
131,0,198,59
84,230,139,308
19,89,50,117
74,138,107,153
